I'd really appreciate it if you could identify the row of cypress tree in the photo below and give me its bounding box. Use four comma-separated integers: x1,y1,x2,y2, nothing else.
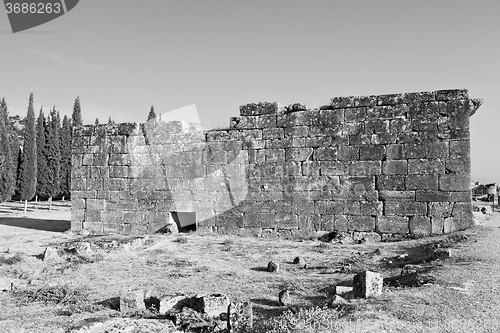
0,93,83,213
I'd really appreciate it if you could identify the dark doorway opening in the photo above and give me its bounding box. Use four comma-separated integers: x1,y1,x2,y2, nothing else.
171,212,196,233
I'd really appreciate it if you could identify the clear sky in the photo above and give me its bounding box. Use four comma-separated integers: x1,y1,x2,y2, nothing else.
0,1,499,183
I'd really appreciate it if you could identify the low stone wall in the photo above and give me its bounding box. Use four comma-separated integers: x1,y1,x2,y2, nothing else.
71,89,482,238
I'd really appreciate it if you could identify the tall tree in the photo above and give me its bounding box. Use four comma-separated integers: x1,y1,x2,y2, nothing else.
59,115,72,200
94,117,99,125
72,96,82,126
0,98,14,202
35,108,48,201
45,107,61,210
108,116,115,125
18,93,37,214
147,105,156,122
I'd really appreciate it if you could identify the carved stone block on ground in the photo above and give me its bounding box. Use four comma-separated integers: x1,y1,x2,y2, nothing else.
120,289,146,312
353,271,383,298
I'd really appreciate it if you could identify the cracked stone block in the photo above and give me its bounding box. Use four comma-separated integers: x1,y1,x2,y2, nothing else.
228,301,253,331
353,271,383,298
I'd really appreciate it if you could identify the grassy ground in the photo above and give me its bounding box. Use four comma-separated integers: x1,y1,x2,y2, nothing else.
0,201,499,332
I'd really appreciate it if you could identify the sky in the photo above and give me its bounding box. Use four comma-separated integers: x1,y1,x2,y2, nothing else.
0,0,499,183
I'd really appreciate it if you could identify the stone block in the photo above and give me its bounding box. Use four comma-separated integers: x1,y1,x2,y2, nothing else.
409,216,431,236
338,146,360,161
285,147,313,162
443,217,474,233
120,289,146,313
382,160,407,175
415,190,451,202
451,202,473,218
344,107,366,122
347,216,375,232
348,134,371,145
450,191,471,202
359,145,386,160
255,114,277,128
376,216,409,233
353,271,383,298
314,146,339,160
240,102,279,116
435,89,469,101
318,109,344,125
350,161,381,176
386,144,404,159
330,96,354,109
267,261,279,273
197,294,231,318
406,174,438,190
262,128,284,140
404,143,427,159
379,190,415,201
449,141,470,158
228,301,253,331
390,118,411,133
428,202,453,218
319,161,349,176
284,126,309,137
445,157,470,174
385,201,426,216
375,175,405,191
370,133,398,145
275,213,299,229
426,142,449,159
439,174,470,191
408,159,445,175
360,201,383,215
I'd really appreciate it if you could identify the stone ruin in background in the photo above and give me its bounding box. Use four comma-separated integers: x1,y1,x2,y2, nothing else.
70,89,482,240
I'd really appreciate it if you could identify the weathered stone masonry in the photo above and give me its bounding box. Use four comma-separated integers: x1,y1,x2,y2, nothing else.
71,89,482,238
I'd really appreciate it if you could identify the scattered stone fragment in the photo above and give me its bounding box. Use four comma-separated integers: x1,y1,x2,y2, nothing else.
120,289,146,313
43,246,61,262
293,256,306,268
481,207,492,215
330,295,349,305
267,261,279,273
159,295,188,314
433,248,452,259
334,285,353,297
397,253,409,260
0,278,12,291
353,271,383,298
278,290,291,306
228,301,253,331
401,264,424,276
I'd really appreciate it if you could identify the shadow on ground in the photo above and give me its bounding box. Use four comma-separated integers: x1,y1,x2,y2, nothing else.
0,217,71,232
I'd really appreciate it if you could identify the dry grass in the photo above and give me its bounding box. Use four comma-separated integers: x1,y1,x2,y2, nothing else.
0,204,499,332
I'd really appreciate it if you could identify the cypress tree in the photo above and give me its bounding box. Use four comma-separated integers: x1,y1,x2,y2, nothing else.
59,115,72,200
35,108,48,201
0,99,14,202
147,105,156,122
107,116,115,125
94,117,99,125
18,93,37,214
45,107,61,210
72,96,82,126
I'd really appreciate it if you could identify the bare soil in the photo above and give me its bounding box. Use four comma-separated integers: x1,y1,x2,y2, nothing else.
0,201,499,332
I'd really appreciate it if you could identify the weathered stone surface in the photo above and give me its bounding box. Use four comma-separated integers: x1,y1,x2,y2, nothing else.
72,90,478,238
335,285,353,296
228,301,253,331
43,246,61,262
278,289,291,306
120,289,146,312
197,294,231,318
353,271,383,298
267,261,279,273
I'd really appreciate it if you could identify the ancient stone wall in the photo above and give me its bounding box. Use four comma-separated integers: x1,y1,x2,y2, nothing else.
71,89,482,238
